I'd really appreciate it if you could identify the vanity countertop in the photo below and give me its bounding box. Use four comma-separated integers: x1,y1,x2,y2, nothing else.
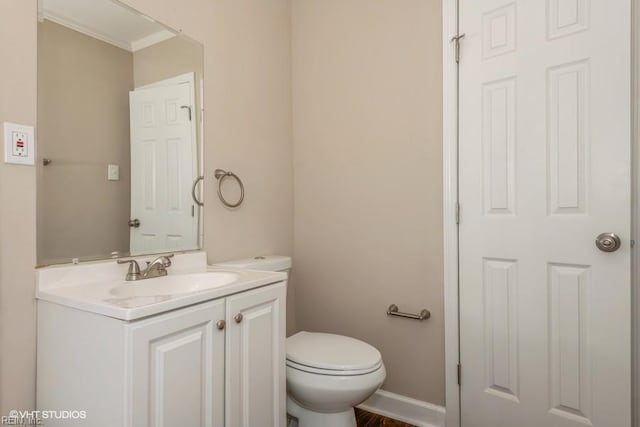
35,252,286,321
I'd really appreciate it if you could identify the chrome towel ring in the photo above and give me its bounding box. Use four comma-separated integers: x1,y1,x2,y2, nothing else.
191,176,204,207
214,169,244,208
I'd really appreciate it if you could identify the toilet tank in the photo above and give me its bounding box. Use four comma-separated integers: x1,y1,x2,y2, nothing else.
211,255,292,273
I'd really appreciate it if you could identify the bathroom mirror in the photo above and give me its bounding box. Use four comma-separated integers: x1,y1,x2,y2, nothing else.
36,0,204,265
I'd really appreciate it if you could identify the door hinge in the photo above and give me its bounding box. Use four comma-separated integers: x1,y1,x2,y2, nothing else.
451,33,466,63
455,202,461,225
457,363,462,386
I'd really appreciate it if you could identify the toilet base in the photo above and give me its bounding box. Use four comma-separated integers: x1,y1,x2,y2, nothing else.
287,396,356,427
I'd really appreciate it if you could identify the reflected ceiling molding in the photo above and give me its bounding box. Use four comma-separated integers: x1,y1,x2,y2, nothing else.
130,30,176,52
42,10,132,52
41,0,176,52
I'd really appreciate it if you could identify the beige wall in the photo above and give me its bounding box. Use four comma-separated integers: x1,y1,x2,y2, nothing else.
127,0,294,264
2,0,443,411
194,0,295,334
133,36,203,89
0,0,293,412
292,0,444,404
0,0,38,413
37,20,133,263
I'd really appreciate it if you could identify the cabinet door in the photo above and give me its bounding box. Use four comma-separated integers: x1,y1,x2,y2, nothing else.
225,282,286,427
127,299,225,427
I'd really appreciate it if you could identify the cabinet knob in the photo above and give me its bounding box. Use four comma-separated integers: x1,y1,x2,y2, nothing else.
234,313,243,323
216,320,226,330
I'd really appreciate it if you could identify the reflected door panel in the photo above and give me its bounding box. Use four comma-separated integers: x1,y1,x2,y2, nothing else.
129,82,197,255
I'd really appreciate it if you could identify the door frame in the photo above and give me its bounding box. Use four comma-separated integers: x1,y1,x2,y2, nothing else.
632,0,639,425
442,0,460,426
442,1,638,426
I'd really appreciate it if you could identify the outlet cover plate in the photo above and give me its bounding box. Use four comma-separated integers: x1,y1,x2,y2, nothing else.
4,122,35,165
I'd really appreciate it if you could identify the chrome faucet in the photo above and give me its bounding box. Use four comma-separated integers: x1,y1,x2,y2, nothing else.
117,254,174,281
143,255,174,279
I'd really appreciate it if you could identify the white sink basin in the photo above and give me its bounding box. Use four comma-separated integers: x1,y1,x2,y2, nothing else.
36,252,288,320
110,272,240,298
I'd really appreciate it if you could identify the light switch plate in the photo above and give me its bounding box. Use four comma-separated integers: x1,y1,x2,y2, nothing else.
4,122,35,165
107,164,120,181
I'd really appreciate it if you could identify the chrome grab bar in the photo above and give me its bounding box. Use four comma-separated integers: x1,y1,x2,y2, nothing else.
387,304,430,321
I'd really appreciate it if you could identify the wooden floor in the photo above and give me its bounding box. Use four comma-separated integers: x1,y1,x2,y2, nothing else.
355,408,416,427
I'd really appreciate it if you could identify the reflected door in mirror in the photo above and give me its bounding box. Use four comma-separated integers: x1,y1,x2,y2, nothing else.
129,82,197,255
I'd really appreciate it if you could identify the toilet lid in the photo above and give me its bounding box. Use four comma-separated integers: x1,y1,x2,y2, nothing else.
286,331,382,372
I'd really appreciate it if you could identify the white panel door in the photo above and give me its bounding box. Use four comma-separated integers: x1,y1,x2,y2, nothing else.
225,283,286,427
129,83,197,255
458,1,631,426
128,300,225,427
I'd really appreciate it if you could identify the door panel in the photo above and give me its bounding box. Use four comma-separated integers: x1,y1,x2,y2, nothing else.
128,300,225,427
225,283,286,427
129,83,197,255
458,0,631,426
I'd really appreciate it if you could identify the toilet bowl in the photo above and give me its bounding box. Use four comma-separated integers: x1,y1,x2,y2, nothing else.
286,331,386,427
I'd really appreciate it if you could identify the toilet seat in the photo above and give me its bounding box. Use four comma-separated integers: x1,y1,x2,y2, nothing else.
286,331,382,376
286,358,383,376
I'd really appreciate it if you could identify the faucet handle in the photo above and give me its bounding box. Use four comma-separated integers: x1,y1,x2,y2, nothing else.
117,259,142,281
157,254,174,267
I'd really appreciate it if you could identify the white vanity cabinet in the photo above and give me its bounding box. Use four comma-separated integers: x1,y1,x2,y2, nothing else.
225,284,286,427
37,281,286,427
128,299,226,427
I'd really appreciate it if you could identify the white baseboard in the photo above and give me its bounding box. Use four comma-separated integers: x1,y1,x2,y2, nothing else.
357,389,446,427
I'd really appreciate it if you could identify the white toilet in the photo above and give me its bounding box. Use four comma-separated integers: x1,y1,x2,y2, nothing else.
286,331,386,427
212,255,385,427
